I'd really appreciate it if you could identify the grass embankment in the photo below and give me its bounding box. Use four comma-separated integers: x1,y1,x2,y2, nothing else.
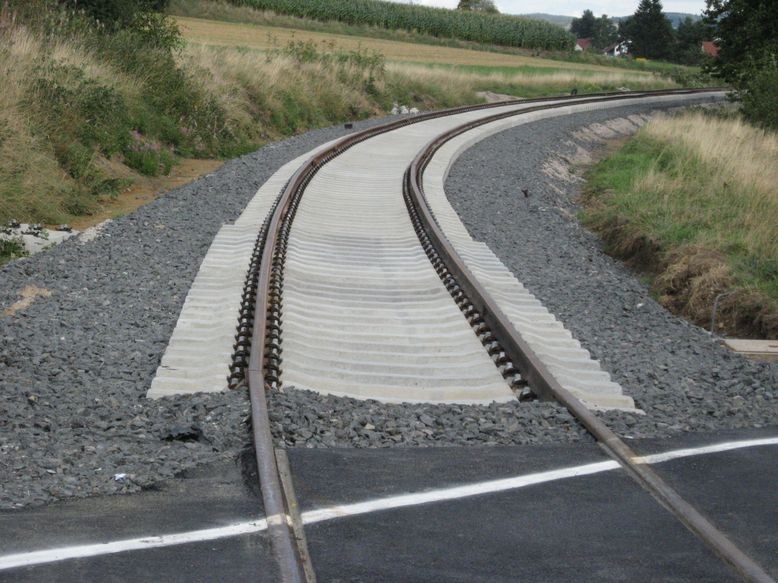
0,0,690,265
582,111,778,338
0,24,460,236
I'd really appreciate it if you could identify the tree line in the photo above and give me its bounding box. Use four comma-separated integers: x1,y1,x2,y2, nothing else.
571,0,713,65
571,0,776,129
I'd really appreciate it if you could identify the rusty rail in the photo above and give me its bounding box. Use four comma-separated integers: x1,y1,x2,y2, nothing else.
404,89,773,583
245,88,767,583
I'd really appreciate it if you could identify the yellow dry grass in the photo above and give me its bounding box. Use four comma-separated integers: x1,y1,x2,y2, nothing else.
179,43,393,142
387,62,676,92
174,15,656,77
584,110,778,337
638,112,778,264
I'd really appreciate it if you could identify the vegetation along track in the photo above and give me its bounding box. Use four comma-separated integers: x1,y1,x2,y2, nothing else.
154,89,774,582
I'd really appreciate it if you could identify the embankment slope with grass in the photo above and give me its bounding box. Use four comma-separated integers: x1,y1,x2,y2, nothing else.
1,0,688,264
582,111,778,338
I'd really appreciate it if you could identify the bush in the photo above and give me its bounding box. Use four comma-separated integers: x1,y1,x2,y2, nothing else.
60,0,171,30
739,64,778,131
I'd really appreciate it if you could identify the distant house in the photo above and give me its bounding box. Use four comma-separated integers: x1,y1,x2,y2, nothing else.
702,41,720,58
575,38,593,51
603,40,630,57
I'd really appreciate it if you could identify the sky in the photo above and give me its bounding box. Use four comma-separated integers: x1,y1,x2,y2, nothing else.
398,0,707,17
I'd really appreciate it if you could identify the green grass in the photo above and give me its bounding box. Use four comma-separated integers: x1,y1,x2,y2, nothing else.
586,136,776,298
582,112,778,337
0,238,27,266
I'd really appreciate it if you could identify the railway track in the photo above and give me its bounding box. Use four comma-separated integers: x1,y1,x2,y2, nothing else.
151,89,774,582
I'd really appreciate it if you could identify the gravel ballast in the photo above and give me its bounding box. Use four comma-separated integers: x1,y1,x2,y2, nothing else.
0,118,406,509
2,101,775,511
445,102,777,438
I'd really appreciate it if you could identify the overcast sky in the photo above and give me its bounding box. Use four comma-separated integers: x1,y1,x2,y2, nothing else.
399,0,707,17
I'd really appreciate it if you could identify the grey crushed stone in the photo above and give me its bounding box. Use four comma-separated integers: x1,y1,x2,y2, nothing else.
3,99,774,511
268,387,588,448
0,116,403,509
0,110,589,512
445,101,777,439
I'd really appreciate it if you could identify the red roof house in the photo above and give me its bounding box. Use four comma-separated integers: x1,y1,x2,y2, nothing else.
575,38,593,51
702,41,720,58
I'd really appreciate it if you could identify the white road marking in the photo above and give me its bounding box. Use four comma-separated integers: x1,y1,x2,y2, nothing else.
0,520,268,570
632,437,778,464
1,436,776,570
300,460,618,525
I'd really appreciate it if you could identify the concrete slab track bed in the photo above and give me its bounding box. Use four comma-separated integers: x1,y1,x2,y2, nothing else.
150,91,723,411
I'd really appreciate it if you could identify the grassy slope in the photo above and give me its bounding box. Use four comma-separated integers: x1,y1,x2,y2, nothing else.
582,111,778,338
1,1,690,265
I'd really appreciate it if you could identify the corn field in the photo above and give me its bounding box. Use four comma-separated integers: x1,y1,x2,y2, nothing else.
229,0,575,51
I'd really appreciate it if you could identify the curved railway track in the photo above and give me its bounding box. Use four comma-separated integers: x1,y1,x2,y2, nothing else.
170,89,772,582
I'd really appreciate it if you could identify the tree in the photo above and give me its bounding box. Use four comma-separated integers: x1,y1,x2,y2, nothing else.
705,0,778,86
591,15,618,49
705,0,778,129
457,0,499,13
570,9,596,38
619,0,676,60
674,17,712,65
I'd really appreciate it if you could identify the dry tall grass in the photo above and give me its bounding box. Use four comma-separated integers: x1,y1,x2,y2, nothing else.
0,26,129,222
640,112,778,274
387,62,677,94
180,44,391,143
584,111,778,338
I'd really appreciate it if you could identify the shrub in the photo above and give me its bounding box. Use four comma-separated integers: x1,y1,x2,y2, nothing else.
0,238,27,265
739,63,778,131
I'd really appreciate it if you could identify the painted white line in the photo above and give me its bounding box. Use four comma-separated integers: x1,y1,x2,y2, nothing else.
0,519,268,571
632,437,778,465
301,460,618,525
1,436,776,570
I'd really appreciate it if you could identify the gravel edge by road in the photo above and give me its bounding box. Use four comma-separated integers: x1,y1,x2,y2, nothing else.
445,102,777,438
0,116,405,509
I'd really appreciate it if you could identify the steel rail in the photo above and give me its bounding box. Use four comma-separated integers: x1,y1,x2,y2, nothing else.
246,88,739,583
404,89,774,583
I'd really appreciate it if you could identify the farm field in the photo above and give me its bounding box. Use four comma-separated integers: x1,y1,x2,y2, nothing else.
175,15,667,80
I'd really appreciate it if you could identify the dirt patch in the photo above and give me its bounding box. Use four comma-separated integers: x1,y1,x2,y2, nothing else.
476,91,521,103
655,246,777,338
3,285,52,317
68,158,223,231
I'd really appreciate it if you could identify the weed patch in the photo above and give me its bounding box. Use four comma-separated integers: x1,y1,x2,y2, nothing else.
0,238,27,266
